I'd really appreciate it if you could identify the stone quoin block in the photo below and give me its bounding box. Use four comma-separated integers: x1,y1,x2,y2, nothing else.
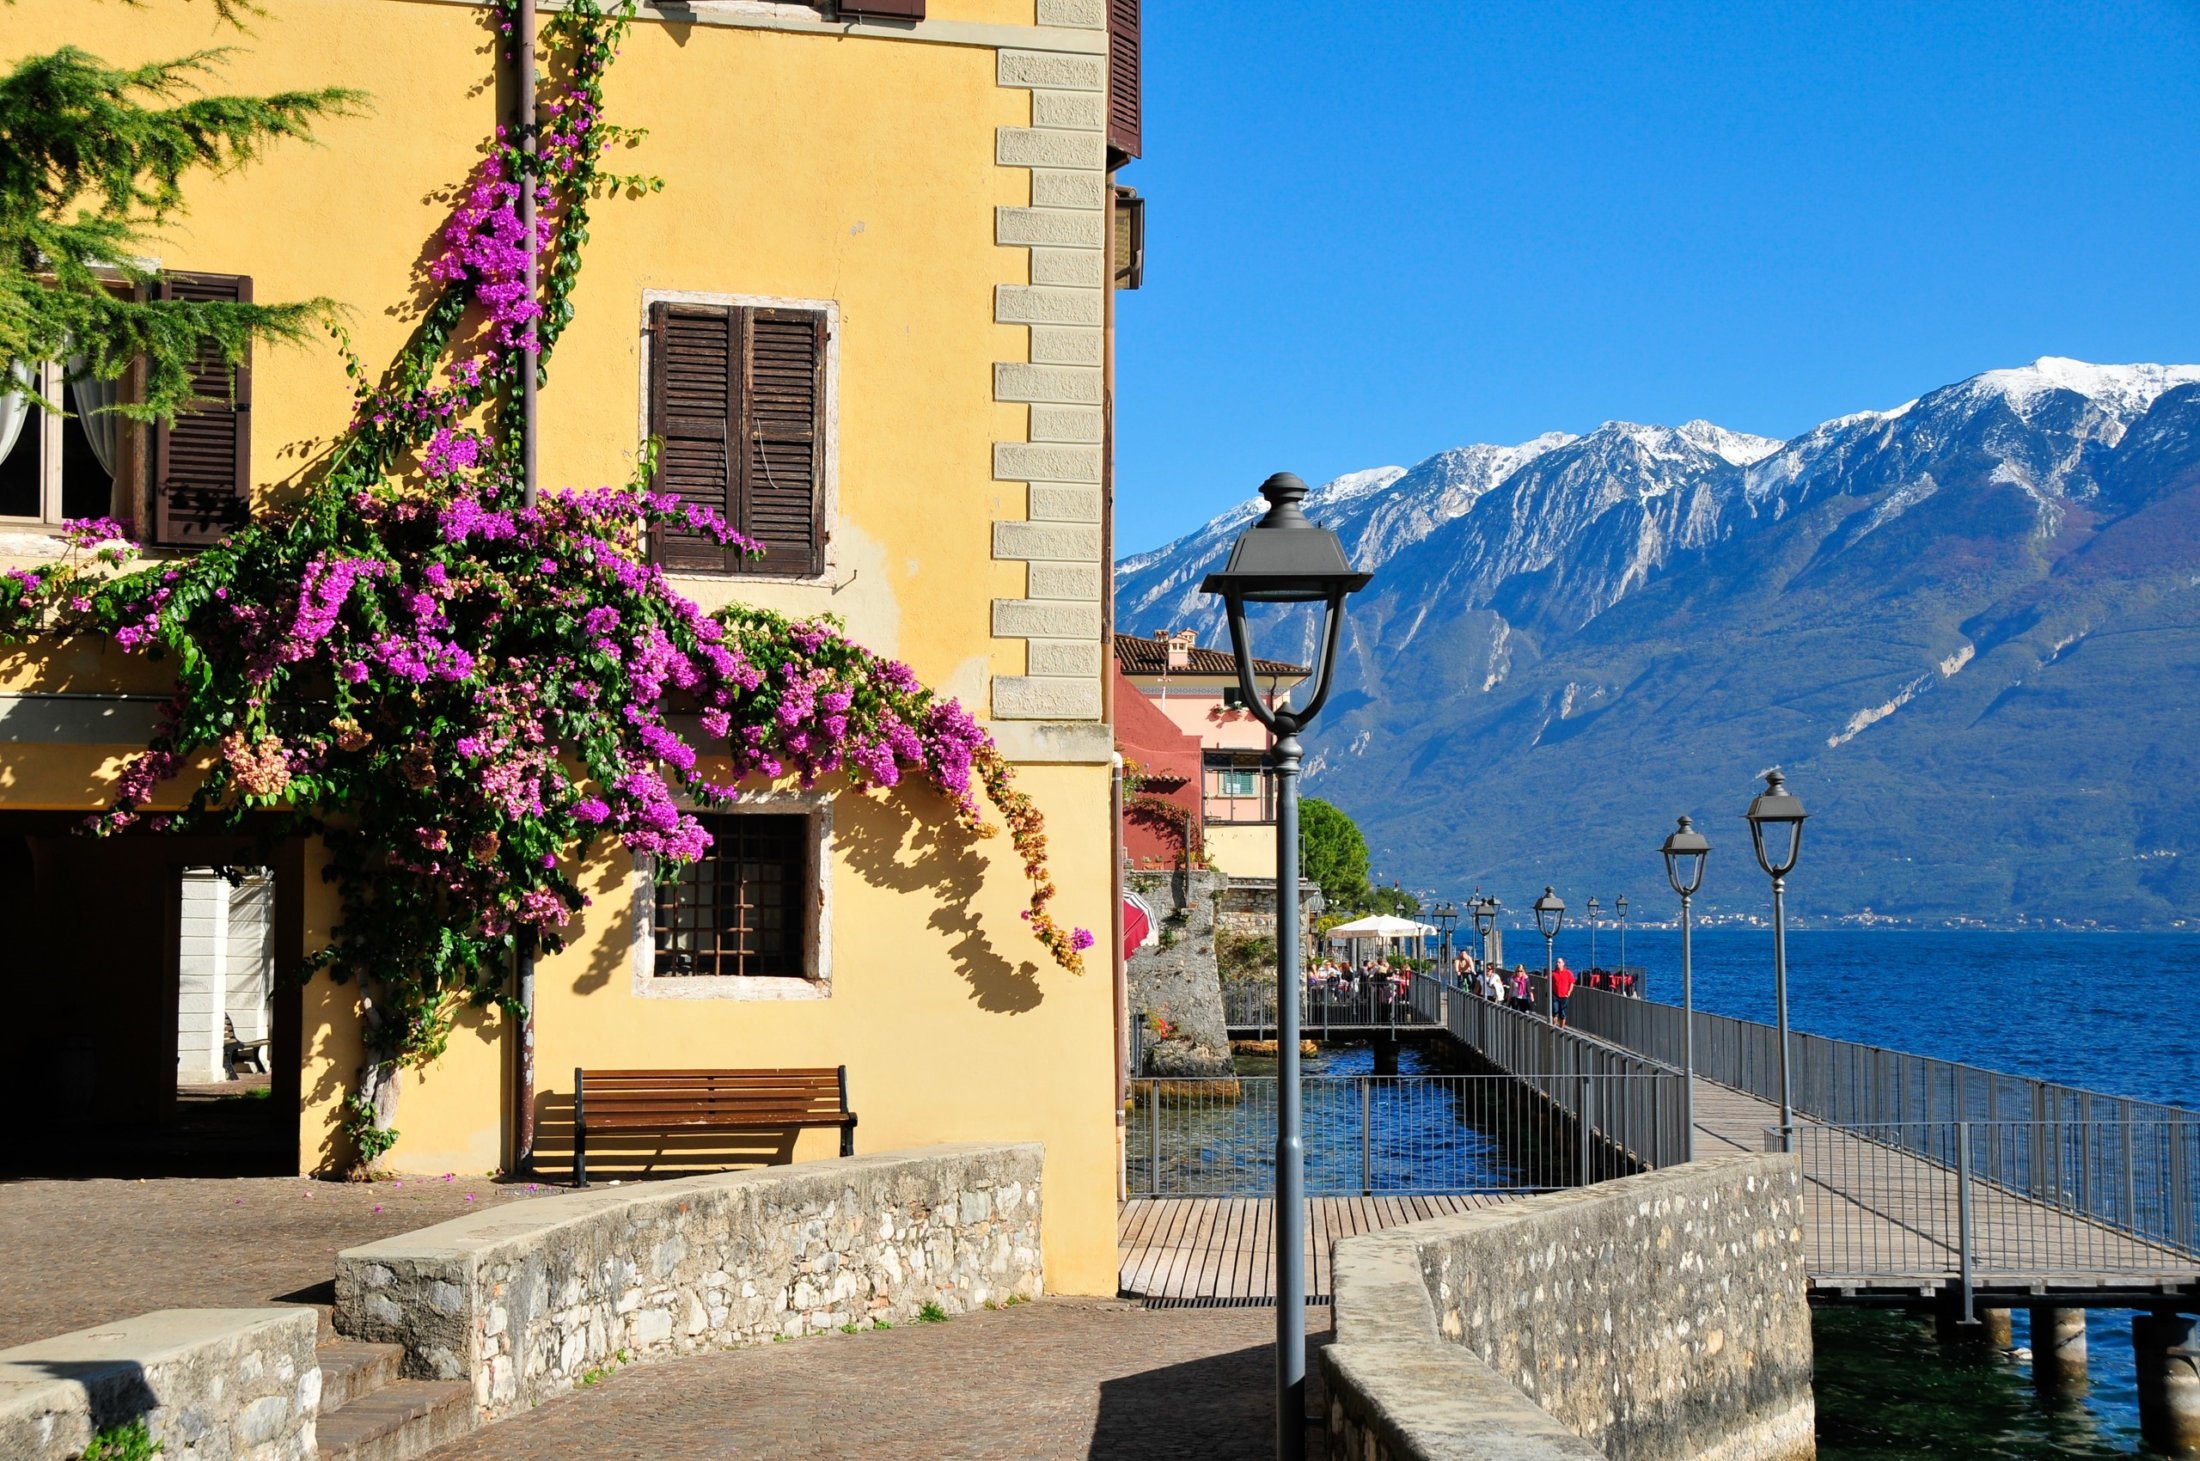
1035,0,1107,28
1025,638,1103,676
1025,562,1102,601
994,442,1102,484
1030,404,1105,442
994,361,1102,404
1027,484,1103,522
992,598,1101,640
993,520,1101,562
998,49,1105,92
1030,168,1106,211
996,127,1107,171
1031,89,1108,130
1029,246,1106,287
995,206,1106,249
995,285,1104,327
992,674,1103,721
1028,326,1103,367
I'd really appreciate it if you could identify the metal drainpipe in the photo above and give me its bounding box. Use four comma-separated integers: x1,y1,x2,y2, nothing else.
511,0,540,1177
1103,170,1127,1196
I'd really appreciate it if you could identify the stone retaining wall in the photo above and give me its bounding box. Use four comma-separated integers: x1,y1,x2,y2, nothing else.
1322,1154,1814,1460
1126,868,1232,1076
0,1308,320,1461
334,1143,1043,1420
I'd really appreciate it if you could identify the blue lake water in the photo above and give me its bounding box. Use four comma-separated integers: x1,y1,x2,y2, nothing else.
1517,926,2200,1111
1363,928,2198,1454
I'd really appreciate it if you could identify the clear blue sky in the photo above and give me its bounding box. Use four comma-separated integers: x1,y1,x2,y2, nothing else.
1112,2,2200,553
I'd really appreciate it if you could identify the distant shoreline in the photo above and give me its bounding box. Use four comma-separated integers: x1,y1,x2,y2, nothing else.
1496,923,2200,935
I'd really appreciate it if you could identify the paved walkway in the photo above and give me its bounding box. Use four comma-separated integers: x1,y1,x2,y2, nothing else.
0,1175,550,1347
428,1298,1332,1460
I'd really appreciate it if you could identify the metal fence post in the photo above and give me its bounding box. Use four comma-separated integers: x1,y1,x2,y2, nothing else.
2174,1118,2196,1255
1580,1074,1594,1187
1148,1083,1161,1197
1360,1077,1375,1196
1956,1121,1977,1324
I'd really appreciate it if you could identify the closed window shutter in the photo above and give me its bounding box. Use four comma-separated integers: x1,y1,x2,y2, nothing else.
152,272,253,548
740,308,826,578
649,301,740,573
839,0,924,18
1108,0,1140,159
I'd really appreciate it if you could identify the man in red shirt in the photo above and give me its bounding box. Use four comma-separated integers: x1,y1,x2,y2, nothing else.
1550,958,1578,1028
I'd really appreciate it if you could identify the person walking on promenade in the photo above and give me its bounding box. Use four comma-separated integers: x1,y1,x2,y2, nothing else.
1551,957,1577,1028
1510,965,1531,1012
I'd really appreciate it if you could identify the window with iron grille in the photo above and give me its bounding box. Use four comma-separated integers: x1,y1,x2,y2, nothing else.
653,813,809,977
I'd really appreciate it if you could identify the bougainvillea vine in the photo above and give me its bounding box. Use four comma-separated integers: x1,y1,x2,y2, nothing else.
0,0,1090,1170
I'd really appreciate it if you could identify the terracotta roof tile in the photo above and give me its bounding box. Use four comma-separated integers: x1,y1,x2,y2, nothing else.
1112,634,1307,679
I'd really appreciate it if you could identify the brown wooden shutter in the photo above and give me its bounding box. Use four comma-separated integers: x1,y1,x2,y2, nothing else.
740,309,826,578
838,0,924,18
1108,0,1141,160
649,301,740,573
152,273,252,548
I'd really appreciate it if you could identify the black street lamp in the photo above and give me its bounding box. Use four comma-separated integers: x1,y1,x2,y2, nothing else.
1659,817,1709,1160
1745,770,1808,1154
1614,894,1629,983
1585,895,1602,970
1201,471,1371,1461
1431,901,1458,975
1471,894,1500,969
1533,886,1565,1017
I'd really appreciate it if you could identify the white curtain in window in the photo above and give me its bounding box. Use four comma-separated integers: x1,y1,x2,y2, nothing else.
0,360,32,468
63,356,120,478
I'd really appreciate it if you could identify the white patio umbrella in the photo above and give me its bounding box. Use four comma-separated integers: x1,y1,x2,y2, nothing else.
1325,914,1436,940
1324,913,1439,965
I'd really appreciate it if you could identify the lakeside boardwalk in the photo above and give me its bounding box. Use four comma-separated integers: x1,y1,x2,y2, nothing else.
1688,1075,2200,1300
1116,1071,2200,1304
1117,1194,1517,1302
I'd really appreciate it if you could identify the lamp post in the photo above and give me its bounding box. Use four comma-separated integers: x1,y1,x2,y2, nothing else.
1201,471,1371,1461
1533,887,1565,1017
1659,819,1708,1160
1585,895,1602,970
1471,894,1500,969
1432,901,1458,976
1614,894,1629,987
1745,770,1808,1154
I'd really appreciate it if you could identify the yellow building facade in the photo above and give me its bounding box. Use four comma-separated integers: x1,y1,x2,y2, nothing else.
0,0,1136,1294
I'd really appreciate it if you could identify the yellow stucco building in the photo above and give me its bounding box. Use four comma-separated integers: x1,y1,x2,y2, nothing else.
0,0,1139,1295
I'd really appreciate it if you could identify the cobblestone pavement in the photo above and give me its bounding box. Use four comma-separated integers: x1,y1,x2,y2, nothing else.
0,1174,552,1347
430,1299,1334,1460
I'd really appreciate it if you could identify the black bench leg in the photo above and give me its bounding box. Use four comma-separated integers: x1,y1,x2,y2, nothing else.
573,1066,588,1187
837,1066,855,1158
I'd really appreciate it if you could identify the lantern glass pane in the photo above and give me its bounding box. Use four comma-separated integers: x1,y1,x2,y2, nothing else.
1751,817,1802,876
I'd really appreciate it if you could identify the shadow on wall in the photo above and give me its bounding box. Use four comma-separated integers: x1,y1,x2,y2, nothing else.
834,781,1044,1015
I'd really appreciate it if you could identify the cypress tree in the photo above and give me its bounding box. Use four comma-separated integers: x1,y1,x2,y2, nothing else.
1,0,363,422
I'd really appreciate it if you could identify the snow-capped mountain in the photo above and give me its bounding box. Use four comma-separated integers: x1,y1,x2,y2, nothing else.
1115,433,1572,649
1115,359,2200,928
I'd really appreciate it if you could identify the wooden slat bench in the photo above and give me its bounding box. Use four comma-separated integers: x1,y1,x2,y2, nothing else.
572,1066,856,1186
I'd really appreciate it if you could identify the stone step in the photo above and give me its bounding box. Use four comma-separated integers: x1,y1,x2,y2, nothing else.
315,1340,406,1411
315,1378,474,1461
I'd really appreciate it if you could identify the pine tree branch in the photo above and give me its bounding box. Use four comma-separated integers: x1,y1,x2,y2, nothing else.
0,19,366,422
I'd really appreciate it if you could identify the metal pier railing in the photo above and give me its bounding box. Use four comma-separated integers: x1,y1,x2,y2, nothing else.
1550,980,2200,1271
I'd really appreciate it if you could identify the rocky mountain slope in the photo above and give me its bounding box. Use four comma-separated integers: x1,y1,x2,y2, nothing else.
1115,359,2200,927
